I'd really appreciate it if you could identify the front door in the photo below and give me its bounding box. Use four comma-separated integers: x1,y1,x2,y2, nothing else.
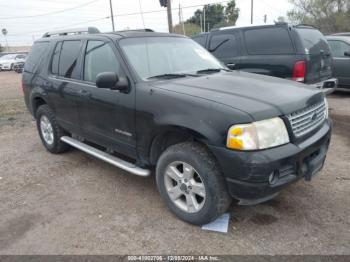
76,39,136,158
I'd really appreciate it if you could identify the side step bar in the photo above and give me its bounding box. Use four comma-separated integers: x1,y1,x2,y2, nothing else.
60,136,151,177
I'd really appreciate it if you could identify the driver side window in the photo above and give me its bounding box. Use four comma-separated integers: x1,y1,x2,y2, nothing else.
84,40,122,83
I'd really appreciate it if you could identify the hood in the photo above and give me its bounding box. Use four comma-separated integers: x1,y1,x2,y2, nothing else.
151,71,324,121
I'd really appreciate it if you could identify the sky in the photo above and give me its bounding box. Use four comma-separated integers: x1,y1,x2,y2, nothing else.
0,0,293,46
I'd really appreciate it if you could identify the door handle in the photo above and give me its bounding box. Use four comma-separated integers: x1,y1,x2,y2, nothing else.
78,90,91,97
227,63,236,69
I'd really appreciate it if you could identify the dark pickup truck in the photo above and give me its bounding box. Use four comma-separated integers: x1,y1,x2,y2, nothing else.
23,28,332,225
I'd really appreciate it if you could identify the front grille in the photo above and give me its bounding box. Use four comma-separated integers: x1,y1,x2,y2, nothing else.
287,101,326,137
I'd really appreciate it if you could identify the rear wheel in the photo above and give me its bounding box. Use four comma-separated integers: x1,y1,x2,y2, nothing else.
36,105,70,154
156,142,231,225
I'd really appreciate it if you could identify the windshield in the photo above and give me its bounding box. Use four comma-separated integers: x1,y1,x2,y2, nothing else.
0,54,17,60
296,28,330,54
119,37,224,79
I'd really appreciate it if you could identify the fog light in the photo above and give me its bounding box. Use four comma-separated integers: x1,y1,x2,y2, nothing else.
269,171,279,185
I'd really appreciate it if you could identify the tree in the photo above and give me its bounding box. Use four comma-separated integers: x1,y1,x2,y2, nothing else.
187,1,239,31
287,0,350,34
173,22,202,37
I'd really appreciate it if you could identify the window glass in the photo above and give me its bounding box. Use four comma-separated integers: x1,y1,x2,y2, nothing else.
120,37,223,79
328,40,350,57
24,42,49,73
51,42,62,75
58,40,82,79
193,35,206,47
244,27,294,55
83,41,121,82
209,34,238,58
296,28,330,54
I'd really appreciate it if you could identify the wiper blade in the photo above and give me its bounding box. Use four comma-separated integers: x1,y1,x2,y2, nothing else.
147,73,188,79
196,68,231,74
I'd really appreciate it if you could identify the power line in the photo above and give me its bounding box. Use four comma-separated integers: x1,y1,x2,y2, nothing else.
0,0,101,20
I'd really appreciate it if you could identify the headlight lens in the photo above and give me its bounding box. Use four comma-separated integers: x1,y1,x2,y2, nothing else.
227,117,290,150
324,97,329,119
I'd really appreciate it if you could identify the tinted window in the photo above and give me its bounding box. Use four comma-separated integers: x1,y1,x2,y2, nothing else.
59,41,82,79
51,42,62,75
296,28,330,54
193,35,207,47
244,27,294,55
209,34,238,58
24,42,49,73
83,41,121,83
328,40,350,57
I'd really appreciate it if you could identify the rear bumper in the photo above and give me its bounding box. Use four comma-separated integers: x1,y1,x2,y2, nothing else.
311,78,338,95
209,120,332,204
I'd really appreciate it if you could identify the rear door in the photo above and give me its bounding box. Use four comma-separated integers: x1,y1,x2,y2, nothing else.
328,39,350,87
294,28,332,83
49,40,83,134
240,26,296,78
207,30,241,70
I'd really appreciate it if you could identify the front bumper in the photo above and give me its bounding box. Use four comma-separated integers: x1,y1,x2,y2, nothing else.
209,120,332,204
311,78,338,95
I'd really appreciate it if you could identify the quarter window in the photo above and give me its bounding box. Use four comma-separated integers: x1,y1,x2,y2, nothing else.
244,27,294,55
328,40,350,57
83,41,121,83
58,40,82,79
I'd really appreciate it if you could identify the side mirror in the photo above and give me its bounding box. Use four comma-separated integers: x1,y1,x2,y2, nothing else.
96,72,118,89
344,51,350,57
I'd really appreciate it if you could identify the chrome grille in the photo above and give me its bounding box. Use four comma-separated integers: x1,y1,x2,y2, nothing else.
287,101,326,137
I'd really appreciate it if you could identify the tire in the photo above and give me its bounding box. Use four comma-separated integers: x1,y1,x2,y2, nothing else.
36,104,70,154
156,142,232,225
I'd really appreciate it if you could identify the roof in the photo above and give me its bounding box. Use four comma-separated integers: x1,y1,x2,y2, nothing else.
326,35,350,43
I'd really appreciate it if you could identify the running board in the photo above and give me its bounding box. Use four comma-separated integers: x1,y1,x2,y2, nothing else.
60,136,151,177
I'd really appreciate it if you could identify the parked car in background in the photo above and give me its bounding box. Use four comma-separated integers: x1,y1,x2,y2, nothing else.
13,61,25,73
193,23,337,94
0,53,26,71
326,35,350,90
23,28,332,225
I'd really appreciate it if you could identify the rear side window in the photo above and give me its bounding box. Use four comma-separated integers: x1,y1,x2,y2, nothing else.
51,42,62,75
24,42,49,73
296,28,330,54
328,40,350,57
209,34,238,57
193,35,207,47
83,41,122,83
244,27,294,55
58,40,82,79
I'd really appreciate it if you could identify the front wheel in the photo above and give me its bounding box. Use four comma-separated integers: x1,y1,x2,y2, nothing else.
156,142,231,225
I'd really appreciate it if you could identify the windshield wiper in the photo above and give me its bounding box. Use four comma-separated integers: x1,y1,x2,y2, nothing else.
147,73,189,79
196,68,231,74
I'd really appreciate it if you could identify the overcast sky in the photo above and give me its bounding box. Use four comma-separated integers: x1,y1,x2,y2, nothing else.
0,0,293,46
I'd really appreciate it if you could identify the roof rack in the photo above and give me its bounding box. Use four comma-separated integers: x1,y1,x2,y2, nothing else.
294,24,317,29
115,28,154,33
42,27,100,38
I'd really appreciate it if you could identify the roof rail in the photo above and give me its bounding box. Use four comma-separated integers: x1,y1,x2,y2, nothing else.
115,28,154,33
294,24,317,29
42,27,100,38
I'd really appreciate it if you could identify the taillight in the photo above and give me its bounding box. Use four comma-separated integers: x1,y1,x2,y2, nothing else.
292,61,306,82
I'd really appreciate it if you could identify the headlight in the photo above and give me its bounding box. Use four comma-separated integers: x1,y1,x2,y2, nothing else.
227,117,290,150
324,97,329,119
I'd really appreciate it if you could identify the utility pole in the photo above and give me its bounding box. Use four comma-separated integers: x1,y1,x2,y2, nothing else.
167,0,173,33
109,0,115,31
264,14,267,23
179,4,185,35
251,0,254,24
200,14,203,33
1,28,8,52
203,5,206,32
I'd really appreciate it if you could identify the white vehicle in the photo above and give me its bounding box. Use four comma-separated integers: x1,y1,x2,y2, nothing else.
0,54,27,71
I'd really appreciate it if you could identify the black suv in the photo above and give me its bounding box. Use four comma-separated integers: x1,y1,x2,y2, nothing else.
193,23,337,94
23,27,332,225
